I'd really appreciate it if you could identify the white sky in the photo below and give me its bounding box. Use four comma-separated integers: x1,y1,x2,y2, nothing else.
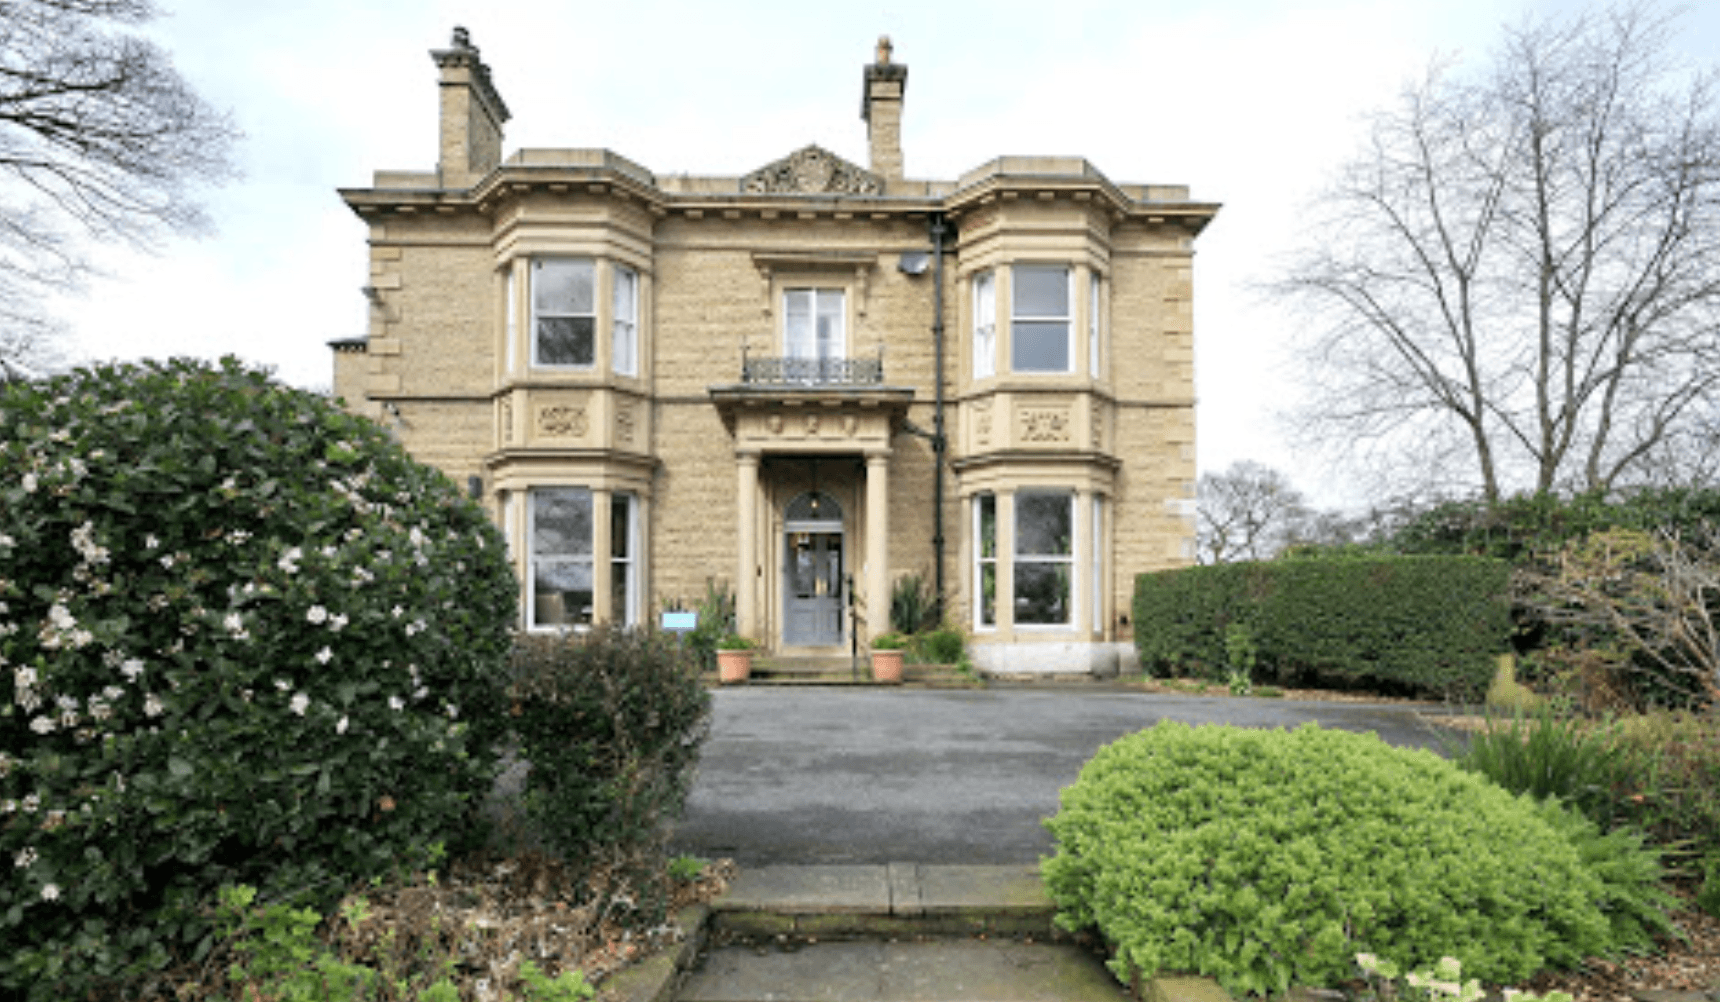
48,0,1720,508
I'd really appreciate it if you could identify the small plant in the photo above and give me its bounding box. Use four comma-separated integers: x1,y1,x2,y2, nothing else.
715,633,755,651
1226,669,1254,696
915,626,966,664
1699,851,1720,918
1354,954,1573,1002
517,959,596,1002
870,632,909,651
1452,706,1645,831
889,571,940,635
668,854,706,883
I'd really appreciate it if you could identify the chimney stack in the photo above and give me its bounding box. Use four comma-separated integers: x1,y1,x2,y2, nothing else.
430,27,511,189
861,36,907,184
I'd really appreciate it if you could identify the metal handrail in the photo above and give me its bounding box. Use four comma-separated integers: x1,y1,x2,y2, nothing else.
740,348,885,386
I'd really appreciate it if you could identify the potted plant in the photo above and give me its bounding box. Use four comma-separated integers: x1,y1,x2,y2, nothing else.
870,632,908,684
715,634,754,684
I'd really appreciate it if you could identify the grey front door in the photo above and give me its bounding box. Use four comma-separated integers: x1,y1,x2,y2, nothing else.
784,530,844,646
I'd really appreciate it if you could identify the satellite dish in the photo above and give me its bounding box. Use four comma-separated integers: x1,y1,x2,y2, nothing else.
897,251,930,276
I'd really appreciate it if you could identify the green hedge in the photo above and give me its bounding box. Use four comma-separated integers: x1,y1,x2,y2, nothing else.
1043,723,1663,996
1133,556,1509,699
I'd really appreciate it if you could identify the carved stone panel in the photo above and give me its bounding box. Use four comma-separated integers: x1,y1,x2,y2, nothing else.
537,402,589,439
1017,407,1072,444
743,145,884,196
500,399,514,445
615,401,636,447
972,401,993,448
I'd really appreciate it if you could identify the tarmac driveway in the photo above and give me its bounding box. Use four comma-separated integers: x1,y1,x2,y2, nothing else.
669,687,1458,866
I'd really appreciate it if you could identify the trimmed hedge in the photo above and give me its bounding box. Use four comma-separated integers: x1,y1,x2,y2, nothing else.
0,358,517,999
1134,556,1509,699
1043,723,1661,996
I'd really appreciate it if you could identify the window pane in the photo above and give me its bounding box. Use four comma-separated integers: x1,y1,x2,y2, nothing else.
612,266,637,376
978,563,996,627
533,560,593,627
978,494,996,558
610,494,631,559
1014,562,1070,625
816,290,844,359
973,271,995,379
534,259,594,314
533,488,592,557
1012,321,1069,372
537,317,594,366
611,562,629,626
1016,492,1072,556
785,289,814,359
1013,266,1068,317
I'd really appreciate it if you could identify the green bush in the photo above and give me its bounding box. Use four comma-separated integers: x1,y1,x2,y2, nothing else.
1133,557,1510,699
1043,722,1653,996
915,626,965,665
0,358,517,1000
506,626,710,919
890,571,940,635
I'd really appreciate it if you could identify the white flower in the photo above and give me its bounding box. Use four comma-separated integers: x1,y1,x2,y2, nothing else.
388,696,405,712
120,659,144,682
48,604,74,630
224,612,246,637
306,605,328,624
159,554,176,569
328,613,347,632
143,694,164,717
335,715,349,735
274,678,291,692
29,716,54,734
1,800,14,814
13,847,35,868
22,472,36,493
101,686,123,701
15,665,37,689
40,883,58,901
22,794,39,813
0,533,13,548
277,547,302,573
289,692,309,716
444,704,459,720
391,605,404,619
144,534,160,550
227,529,250,544
314,647,333,665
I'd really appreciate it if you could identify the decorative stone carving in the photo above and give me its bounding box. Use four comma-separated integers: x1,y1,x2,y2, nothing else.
500,400,513,444
805,413,821,436
615,403,636,446
767,414,784,435
973,401,992,447
743,145,884,196
1018,407,1072,444
1092,407,1103,450
843,414,858,437
537,403,588,438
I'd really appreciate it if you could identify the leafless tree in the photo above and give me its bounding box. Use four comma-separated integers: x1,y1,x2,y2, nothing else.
1514,526,1720,706
0,0,236,375
1278,2,1720,501
1196,460,1311,563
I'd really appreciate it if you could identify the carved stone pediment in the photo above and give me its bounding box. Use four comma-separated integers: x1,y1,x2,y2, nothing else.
743,145,883,196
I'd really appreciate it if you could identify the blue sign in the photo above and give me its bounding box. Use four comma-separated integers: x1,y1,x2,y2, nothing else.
661,611,697,632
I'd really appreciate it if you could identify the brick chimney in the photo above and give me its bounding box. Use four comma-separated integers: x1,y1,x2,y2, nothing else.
430,27,511,189
861,36,907,184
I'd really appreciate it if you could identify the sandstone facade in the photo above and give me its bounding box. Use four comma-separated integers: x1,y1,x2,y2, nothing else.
333,29,1218,675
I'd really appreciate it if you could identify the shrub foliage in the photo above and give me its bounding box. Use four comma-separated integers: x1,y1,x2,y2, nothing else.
0,358,517,998
1133,556,1510,698
1043,723,1657,996
507,626,711,917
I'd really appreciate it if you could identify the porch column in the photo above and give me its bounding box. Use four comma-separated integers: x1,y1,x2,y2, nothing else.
736,451,760,638
866,451,889,641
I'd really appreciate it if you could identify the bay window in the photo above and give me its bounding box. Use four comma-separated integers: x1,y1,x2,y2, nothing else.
532,259,596,367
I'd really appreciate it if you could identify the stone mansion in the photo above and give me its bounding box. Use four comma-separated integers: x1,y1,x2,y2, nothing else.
331,30,1218,674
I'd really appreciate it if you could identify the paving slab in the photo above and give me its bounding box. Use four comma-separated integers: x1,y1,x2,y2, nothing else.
721,865,892,914
679,939,1131,1002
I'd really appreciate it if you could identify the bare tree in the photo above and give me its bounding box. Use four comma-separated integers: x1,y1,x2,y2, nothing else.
0,0,236,374
1278,2,1720,501
1514,526,1720,706
1196,460,1311,563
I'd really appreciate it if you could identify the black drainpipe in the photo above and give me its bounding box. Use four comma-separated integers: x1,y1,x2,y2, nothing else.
929,212,950,620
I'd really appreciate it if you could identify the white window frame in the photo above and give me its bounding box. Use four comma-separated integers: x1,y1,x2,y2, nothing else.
1088,272,1101,379
504,265,517,373
783,287,846,358
610,492,639,627
1010,264,1073,374
612,264,638,377
1014,489,1074,628
973,493,997,630
972,270,996,380
1092,494,1104,633
527,487,595,631
530,258,598,369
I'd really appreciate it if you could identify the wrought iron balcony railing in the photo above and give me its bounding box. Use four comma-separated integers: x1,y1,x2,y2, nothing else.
740,348,884,386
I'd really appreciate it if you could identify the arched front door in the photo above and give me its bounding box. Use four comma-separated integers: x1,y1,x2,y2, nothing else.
782,491,845,647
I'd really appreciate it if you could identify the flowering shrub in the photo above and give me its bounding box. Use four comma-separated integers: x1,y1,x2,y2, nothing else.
0,358,517,999
1043,723,1662,997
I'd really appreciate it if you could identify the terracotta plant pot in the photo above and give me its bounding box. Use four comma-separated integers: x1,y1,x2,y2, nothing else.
716,649,751,684
871,649,905,684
